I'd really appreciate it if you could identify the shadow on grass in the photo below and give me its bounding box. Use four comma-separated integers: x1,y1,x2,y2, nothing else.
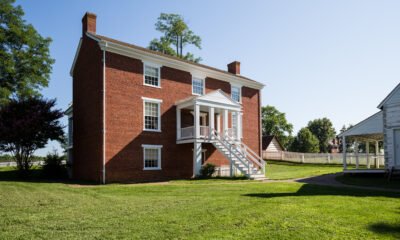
243,184,400,199
0,167,96,185
368,222,400,236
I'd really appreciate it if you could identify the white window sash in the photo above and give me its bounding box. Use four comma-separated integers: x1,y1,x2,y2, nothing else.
143,63,161,88
142,145,162,170
142,98,162,132
192,78,205,96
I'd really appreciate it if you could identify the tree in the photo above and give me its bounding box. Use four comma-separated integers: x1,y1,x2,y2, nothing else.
148,13,202,63
0,0,55,104
261,105,293,149
0,98,64,175
307,118,336,153
290,128,319,153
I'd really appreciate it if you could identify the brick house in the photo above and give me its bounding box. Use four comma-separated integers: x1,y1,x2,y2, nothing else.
66,13,265,183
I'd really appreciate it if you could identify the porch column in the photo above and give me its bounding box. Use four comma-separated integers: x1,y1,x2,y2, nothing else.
193,142,202,177
216,114,221,133
342,136,347,170
208,107,214,138
375,141,379,168
176,107,181,140
236,111,242,140
355,142,359,169
366,141,370,169
194,104,200,139
223,109,228,137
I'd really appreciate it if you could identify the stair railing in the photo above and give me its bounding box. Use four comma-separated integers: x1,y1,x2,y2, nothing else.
211,129,251,175
223,130,266,174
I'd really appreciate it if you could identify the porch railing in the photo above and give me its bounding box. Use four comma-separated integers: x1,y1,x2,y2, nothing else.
180,126,210,139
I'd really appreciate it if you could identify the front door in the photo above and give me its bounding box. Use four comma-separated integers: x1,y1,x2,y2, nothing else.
394,129,400,167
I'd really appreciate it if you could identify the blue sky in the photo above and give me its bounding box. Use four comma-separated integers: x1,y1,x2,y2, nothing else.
16,0,400,155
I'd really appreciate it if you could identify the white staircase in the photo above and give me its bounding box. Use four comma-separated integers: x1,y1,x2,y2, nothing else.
210,130,267,180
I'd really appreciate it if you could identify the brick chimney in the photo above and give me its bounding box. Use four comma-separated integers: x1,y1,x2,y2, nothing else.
82,12,97,36
227,61,240,75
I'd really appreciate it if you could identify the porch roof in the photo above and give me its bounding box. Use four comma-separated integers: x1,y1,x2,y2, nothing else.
175,89,242,111
338,111,384,140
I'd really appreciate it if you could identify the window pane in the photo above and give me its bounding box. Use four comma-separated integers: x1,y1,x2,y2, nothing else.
144,102,159,130
144,148,159,168
231,86,240,102
192,78,204,95
144,65,159,86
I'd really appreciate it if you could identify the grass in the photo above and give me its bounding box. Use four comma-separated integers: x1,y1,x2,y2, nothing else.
336,174,400,190
0,167,399,239
266,161,343,180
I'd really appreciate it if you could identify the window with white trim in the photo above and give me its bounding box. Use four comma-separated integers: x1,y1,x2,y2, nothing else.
192,78,204,95
144,64,160,87
142,145,162,170
68,117,73,147
231,85,241,102
143,98,161,131
232,113,238,139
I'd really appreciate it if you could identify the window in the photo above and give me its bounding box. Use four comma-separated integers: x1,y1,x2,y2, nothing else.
142,145,162,170
68,117,73,147
142,97,162,131
232,113,238,139
144,64,160,87
192,78,204,95
231,85,241,102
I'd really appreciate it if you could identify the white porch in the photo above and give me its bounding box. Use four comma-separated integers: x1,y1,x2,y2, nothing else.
338,111,385,173
174,90,266,179
175,89,243,144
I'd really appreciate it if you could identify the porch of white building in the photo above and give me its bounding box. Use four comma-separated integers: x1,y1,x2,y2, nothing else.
174,90,266,178
175,89,243,144
338,111,385,173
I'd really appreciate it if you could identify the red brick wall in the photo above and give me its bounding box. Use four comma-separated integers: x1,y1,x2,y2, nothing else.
75,45,261,182
72,36,103,182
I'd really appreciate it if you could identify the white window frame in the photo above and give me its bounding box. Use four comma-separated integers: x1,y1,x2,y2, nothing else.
231,84,242,103
142,97,163,132
142,144,162,170
143,62,161,88
67,116,73,148
192,78,205,96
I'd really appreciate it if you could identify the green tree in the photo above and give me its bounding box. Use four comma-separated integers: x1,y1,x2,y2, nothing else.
0,97,64,175
0,0,54,104
307,118,336,153
261,105,293,149
149,13,202,62
290,128,319,153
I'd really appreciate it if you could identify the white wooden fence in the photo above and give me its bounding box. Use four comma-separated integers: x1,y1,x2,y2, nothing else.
263,151,384,166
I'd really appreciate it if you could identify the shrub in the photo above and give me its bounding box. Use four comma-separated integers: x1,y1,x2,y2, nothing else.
42,151,67,179
200,163,216,178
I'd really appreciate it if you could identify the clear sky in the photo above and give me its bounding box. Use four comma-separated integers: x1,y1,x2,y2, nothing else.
15,0,400,155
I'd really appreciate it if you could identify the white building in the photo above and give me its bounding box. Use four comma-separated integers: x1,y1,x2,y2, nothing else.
339,83,400,173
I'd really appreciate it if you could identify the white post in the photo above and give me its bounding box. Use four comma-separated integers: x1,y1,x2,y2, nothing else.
355,142,359,169
176,107,181,140
342,136,347,170
223,109,228,137
216,114,221,134
209,107,214,138
193,142,202,177
375,141,379,168
366,141,370,169
194,104,200,139
236,111,242,140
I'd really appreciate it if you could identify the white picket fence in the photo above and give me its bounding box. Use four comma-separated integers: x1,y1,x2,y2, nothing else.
263,151,384,166
0,161,45,168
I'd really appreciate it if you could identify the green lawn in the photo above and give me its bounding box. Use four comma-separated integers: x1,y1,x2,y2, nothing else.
266,161,343,180
0,167,399,239
336,174,400,190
